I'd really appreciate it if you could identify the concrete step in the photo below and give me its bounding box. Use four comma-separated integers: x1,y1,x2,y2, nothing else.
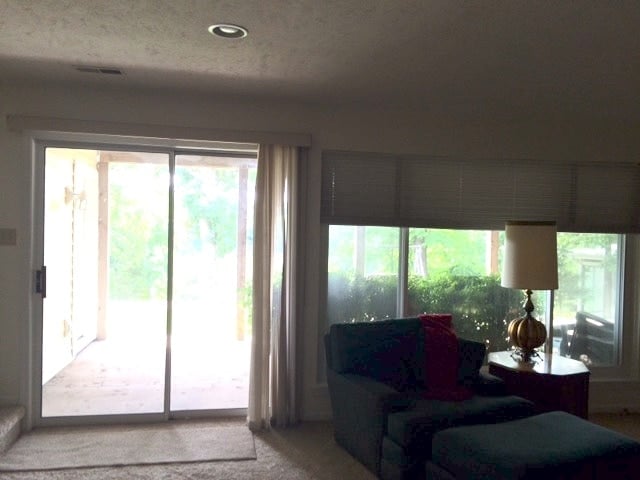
0,406,25,454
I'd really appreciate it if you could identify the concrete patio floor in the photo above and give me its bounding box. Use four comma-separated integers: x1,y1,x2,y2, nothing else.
42,320,250,417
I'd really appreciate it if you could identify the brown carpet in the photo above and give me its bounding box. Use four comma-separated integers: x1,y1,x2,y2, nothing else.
0,414,637,479
0,420,255,472
0,419,375,480
590,411,640,442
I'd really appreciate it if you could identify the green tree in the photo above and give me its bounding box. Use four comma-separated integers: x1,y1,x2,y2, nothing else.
174,166,239,257
108,164,168,300
410,229,488,276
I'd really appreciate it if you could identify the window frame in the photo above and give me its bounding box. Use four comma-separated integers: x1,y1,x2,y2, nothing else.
320,225,640,382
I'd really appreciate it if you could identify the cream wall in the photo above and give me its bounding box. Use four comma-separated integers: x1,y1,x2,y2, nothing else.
1,82,640,420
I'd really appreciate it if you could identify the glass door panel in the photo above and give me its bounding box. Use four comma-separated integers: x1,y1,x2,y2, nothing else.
551,233,621,366
170,154,255,411
41,148,169,417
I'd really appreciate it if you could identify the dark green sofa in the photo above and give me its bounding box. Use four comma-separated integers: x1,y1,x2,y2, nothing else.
324,318,535,480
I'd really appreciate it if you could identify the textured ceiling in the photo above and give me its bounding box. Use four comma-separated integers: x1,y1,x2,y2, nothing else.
1,1,639,118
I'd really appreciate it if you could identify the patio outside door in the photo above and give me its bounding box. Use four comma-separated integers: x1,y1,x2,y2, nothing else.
170,153,255,411
39,145,254,421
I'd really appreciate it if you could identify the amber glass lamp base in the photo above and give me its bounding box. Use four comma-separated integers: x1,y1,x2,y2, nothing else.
507,289,547,362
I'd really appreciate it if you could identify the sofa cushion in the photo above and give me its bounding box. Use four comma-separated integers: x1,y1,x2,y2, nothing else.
328,318,486,393
457,338,486,385
386,394,535,453
328,318,424,391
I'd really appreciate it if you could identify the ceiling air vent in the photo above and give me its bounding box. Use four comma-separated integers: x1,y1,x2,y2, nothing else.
74,65,124,75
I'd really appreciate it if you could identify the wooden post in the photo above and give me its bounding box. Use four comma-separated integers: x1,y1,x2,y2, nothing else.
356,226,366,276
489,230,500,275
97,155,109,340
236,166,248,340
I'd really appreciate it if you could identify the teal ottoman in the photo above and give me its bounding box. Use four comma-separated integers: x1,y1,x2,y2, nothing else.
426,411,640,479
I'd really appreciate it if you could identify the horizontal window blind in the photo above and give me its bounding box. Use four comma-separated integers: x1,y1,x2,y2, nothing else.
321,150,640,233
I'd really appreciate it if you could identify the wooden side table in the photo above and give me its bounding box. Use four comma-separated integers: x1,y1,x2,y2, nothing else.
488,351,590,419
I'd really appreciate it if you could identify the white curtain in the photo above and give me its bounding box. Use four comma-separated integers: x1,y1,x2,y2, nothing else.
248,144,301,430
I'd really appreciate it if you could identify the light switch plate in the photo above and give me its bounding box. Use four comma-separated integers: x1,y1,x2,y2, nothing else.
0,228,17,246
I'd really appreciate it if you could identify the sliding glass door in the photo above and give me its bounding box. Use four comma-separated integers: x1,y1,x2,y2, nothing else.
38,144,254,422
170,153,255,411
41,148,169,417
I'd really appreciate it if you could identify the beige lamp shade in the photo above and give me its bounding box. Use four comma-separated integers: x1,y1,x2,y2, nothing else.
501,221,558,291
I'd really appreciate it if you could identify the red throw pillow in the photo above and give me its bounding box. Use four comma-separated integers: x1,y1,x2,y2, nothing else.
419,313,473,401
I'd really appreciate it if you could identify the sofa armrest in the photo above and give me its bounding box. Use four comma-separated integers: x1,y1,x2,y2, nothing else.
327,369,415,475
469,369,507,396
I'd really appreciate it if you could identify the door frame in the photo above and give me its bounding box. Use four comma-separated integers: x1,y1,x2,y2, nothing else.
29,132,256,428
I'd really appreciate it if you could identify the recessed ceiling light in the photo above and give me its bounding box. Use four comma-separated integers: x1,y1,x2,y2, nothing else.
208,24,248,39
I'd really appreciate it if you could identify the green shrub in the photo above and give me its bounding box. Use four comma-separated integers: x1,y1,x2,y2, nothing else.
327,273,523,352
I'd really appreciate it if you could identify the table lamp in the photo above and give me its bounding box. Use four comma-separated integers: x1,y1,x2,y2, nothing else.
501,221,558,362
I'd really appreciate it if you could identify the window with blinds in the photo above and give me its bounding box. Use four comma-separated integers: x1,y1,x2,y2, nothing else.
320,150,640,233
